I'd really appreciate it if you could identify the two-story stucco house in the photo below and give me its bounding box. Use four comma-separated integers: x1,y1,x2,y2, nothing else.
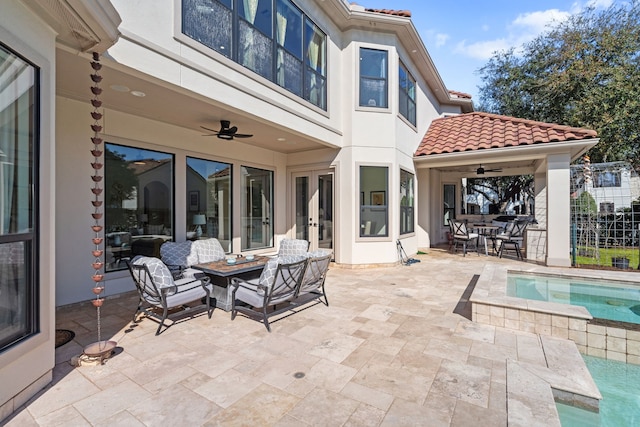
0,0,599,419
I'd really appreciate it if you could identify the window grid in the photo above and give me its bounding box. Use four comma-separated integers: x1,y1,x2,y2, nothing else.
399,62,416,125
182,0,327,110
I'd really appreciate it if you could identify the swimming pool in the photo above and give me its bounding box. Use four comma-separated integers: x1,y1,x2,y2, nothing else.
506,272,640,324
557,355,640,426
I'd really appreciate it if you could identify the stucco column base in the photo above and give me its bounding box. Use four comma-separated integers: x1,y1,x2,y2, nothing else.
545,257,572,267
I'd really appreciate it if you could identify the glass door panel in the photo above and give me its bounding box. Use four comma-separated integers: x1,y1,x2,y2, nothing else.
292,170,333,252
295,176,309,241
242,166,273,250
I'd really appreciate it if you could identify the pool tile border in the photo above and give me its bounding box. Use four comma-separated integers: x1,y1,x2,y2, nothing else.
470,264,640,366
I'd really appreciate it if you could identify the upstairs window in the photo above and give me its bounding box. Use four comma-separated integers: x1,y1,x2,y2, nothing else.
359,48,388,108
182,0,327,110
399,62,416,125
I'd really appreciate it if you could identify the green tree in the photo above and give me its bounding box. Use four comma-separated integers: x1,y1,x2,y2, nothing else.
576,191,597,215
477,0,640,166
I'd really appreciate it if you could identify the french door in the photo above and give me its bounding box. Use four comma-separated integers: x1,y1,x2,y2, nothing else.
292,170,333,252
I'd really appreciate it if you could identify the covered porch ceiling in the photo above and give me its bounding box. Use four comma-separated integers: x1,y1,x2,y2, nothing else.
56,48,335,154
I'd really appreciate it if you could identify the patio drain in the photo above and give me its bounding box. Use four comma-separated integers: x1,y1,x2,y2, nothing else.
293,372,305,379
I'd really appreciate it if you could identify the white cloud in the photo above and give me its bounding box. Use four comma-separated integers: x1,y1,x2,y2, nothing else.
435,33,449,47
454,7,574,60
511,9,571,34
481,24,490,32
454,39,511,60
587,0,614,8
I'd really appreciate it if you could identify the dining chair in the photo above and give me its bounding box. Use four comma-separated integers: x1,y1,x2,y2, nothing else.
496,220,529,259
449,219,480,256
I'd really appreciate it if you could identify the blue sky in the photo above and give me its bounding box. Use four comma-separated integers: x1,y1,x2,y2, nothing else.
359,0,614,102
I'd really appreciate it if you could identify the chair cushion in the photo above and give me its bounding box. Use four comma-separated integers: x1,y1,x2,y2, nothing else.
192,238,226,264
258,255,307,290
132,256,174,289
278,239,309,256
160,240,194,268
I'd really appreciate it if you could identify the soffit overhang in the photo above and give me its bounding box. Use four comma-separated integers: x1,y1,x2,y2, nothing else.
22,0,121,52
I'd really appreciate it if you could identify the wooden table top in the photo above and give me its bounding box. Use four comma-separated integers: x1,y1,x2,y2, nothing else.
193,255,269,277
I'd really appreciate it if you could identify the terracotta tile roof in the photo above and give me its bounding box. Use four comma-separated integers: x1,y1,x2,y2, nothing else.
364,8,412,18
415,112,598,157
448,90,472,99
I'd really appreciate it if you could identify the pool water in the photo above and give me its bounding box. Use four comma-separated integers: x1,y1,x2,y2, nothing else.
557,355,640,426
506,273,640,324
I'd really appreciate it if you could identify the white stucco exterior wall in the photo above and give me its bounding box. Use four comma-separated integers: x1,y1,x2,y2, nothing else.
0,1,56,415
546,153,572,267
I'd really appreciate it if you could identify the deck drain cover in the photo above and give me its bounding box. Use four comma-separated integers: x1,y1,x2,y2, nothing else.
294,372,305,379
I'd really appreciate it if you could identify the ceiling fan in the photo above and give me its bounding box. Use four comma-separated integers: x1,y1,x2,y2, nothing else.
476,164,502,175
201,120,253,140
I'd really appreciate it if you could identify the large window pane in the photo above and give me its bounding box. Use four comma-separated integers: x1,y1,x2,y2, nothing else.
183,0,232,57
304,19,326,109
360,166,388,237
444,184,456,226
182,0,327,110
277,47,303,96
359,48,388,108
241,166,273,250
187,157,232,252
400,170,414,234
399,62,416,125
276,0,302,58
239,0,272,36
0,44,37,351
104,144,173,271
239,20,273,79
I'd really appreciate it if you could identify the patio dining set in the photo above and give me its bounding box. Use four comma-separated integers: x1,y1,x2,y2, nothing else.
127,238,332,335
448,218,530,259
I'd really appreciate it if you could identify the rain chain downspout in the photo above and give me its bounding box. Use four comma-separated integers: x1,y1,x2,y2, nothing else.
84,52,117,362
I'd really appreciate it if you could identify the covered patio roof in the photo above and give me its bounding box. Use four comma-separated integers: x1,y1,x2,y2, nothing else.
413,112,599,174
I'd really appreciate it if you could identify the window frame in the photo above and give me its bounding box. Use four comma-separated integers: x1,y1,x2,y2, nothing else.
186,156,233,252
359,165,390,239
443,183,456,226
104,143,175,273
240,165,274,251
399,168,415,235
398,61,416,126
0,42,39,352
358,47,389,109
181,0,327,110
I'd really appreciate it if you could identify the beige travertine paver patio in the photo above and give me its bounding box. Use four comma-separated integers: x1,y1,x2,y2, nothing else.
4,248,600,426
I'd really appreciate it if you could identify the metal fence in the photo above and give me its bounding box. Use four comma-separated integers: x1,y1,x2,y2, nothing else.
570,159,640,270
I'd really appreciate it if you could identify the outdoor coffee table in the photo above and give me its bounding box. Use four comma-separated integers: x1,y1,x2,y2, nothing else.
192,256,269,311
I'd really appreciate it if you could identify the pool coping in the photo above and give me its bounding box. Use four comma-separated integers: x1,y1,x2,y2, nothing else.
471,264,640,422
470,264,640,364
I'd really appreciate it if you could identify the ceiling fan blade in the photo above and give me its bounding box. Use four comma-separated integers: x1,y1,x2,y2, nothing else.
200,126,220,133
233,133,253,138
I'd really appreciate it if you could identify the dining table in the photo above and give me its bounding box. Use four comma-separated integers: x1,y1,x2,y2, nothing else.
472,224,501,256
192,255,269,311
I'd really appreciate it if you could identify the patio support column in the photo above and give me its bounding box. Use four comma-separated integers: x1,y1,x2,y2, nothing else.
546,153,571,267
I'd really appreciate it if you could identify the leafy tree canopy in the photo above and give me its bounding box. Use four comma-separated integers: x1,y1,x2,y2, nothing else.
477,0,640,166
